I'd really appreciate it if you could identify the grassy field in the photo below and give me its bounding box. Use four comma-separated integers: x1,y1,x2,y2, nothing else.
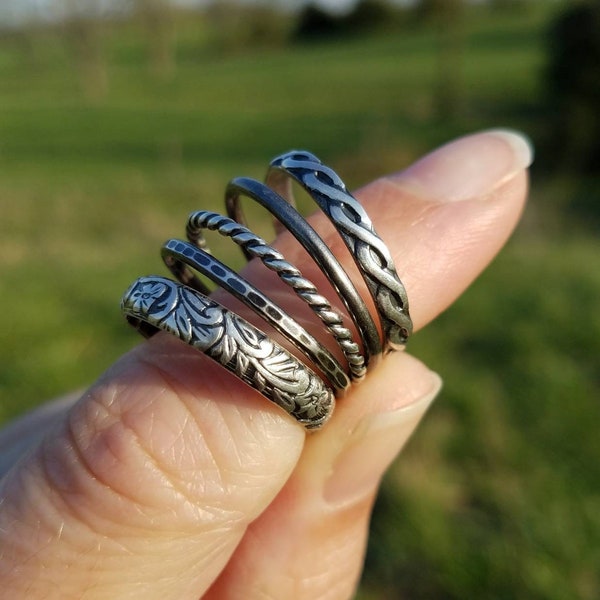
1,3,598,599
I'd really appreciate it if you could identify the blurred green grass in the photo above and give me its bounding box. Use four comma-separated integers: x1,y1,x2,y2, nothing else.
1,3,598,599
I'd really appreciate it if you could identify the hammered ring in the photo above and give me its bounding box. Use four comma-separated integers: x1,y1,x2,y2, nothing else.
120,150,412,429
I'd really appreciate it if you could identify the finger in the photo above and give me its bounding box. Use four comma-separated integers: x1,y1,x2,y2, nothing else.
0,130,531,600
205,353,442,600
0,391,80,479
235,128,530,338
203,129,532,599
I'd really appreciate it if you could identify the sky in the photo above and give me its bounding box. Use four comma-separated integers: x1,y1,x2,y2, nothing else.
0,0,424,27
0,0,357,26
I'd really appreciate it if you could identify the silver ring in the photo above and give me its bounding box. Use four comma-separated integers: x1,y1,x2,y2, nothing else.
266,150,412,351
160,238,351,392
121,276,335,429
186,210,367,382
225,176,382,366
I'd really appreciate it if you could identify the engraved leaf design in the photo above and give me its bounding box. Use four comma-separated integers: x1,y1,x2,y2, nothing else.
236,351,250,377
178,287,224,349
272,388,295,412
174,306,193,342
233,315,263,350
214,326,238,365
261,351,298,382
180,285,210,317
254,370,267,392
159,310,187,343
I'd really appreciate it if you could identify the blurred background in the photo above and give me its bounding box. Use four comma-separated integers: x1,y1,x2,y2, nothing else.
0,0,598,598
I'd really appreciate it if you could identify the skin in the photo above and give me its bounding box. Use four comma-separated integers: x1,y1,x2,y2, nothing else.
0,130,531,600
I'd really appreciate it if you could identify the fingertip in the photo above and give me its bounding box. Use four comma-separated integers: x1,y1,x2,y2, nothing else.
387,128,534,204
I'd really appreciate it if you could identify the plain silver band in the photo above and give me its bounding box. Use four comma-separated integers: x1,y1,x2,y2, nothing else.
225,176,383,366
121,276,335,430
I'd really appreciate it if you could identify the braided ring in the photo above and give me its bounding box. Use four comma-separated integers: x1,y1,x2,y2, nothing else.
266,150,412,351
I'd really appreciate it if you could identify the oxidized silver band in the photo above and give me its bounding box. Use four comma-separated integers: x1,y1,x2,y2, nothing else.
160,238,351,392
120,149,412,430
186,211,367,382
225,176,382,366
266,150,412,351
121,276,335,429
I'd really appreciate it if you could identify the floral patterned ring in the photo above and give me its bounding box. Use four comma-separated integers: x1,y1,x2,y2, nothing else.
121,276,335,430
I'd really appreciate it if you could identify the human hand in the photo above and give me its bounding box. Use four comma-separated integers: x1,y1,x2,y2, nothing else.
0,129,532,600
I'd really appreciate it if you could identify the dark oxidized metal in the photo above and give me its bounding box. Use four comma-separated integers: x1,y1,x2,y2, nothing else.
225,177,382,366
121,276,334,429
266,150,412,351
186,211,366,382
120,150,411,430
161,238,350,392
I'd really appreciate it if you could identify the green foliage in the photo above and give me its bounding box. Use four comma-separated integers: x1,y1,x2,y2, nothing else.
363,232,600,600
293,3,343,41
204,2,293,54
0,3,597,598
343,0,401,34
416,0,465,23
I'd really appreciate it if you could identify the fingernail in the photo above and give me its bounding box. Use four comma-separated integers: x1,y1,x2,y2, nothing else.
393,129,534,203
324,372,443,507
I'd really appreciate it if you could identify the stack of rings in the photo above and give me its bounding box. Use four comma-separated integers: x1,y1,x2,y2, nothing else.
121,151,412,430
